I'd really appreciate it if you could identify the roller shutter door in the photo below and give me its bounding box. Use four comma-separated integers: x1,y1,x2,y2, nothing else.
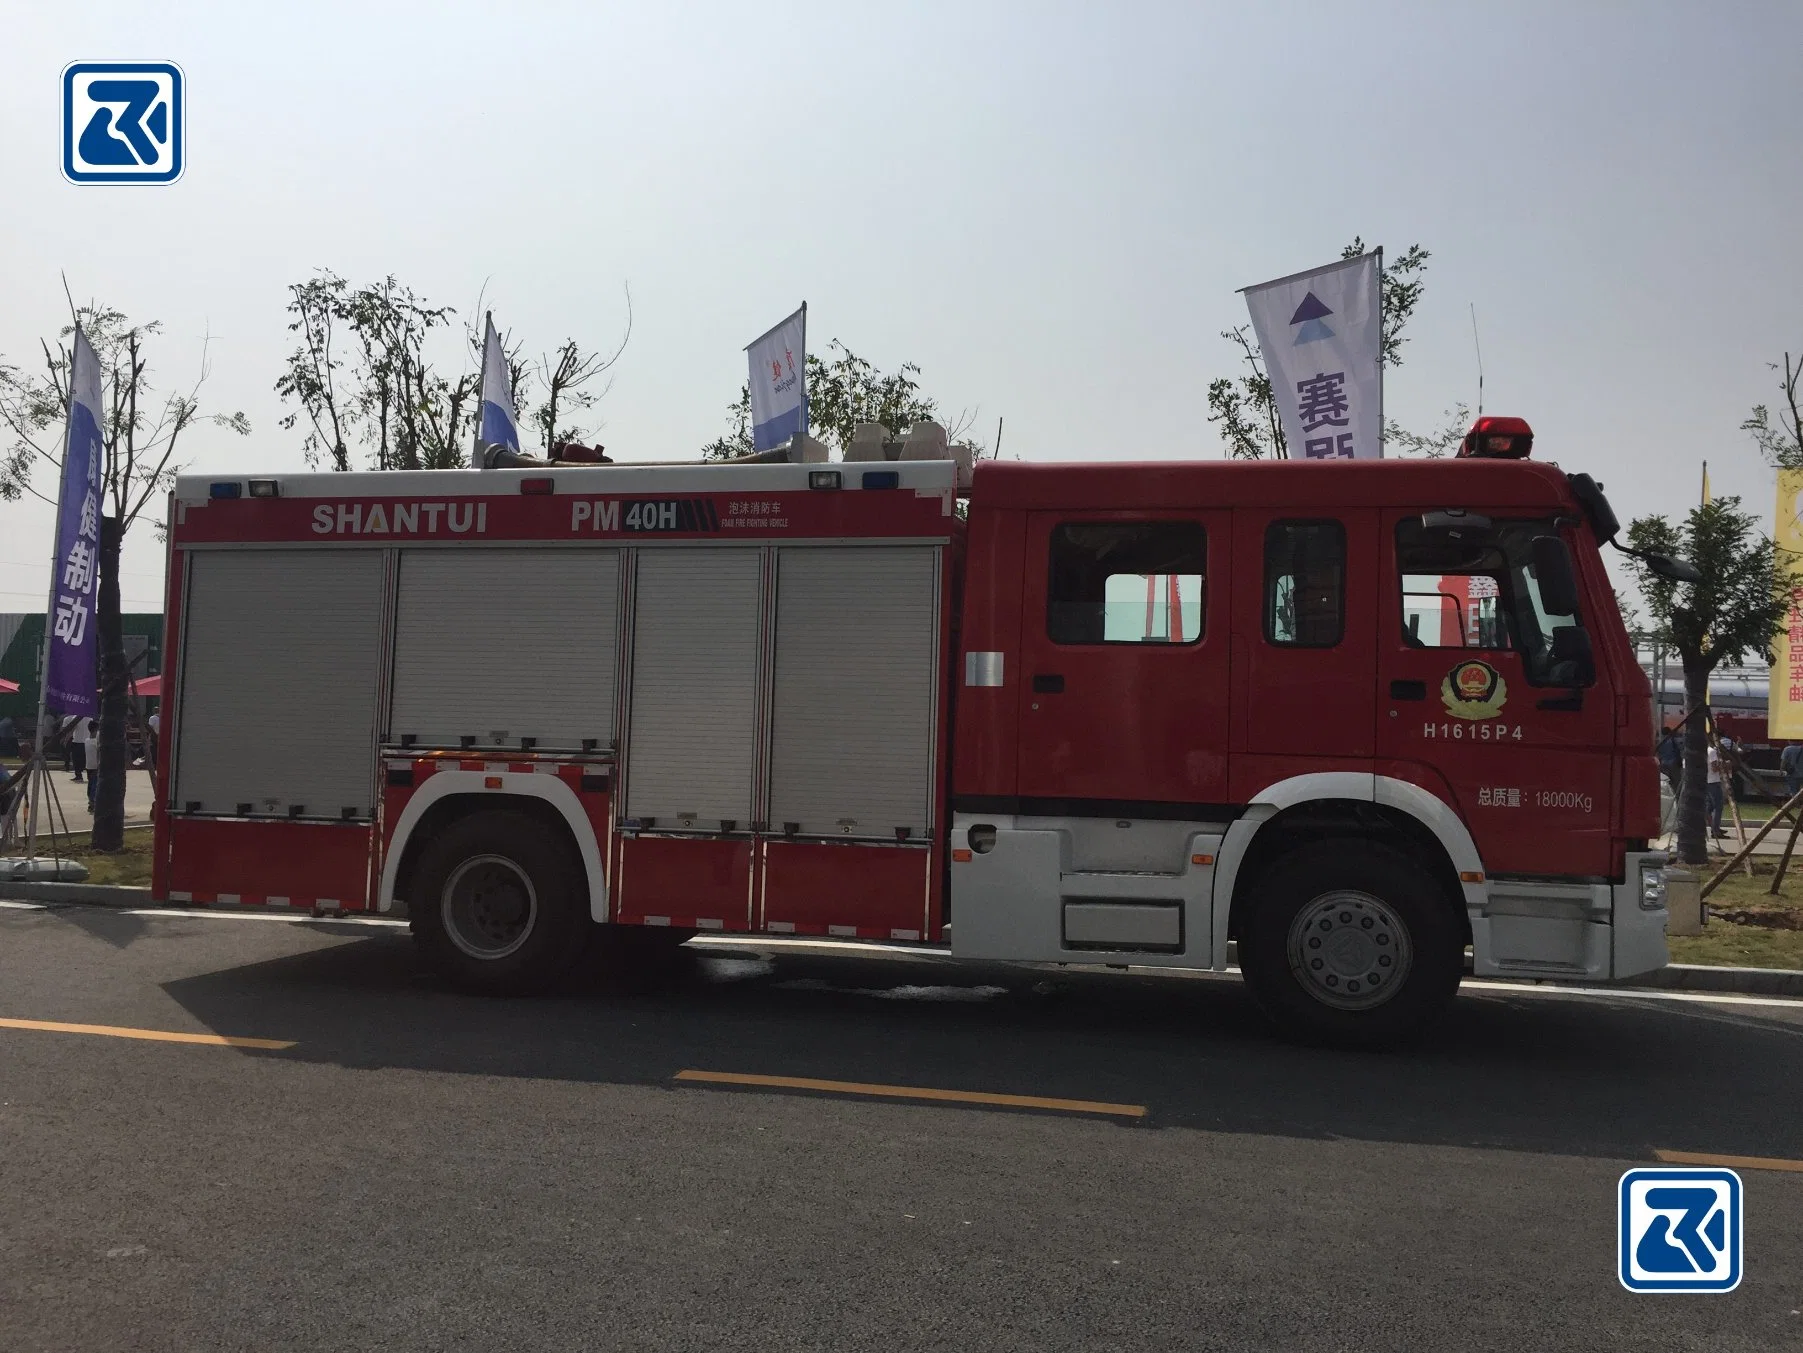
174,549,383,818
626,548,761,825
768,546,938,838
390,548,620,750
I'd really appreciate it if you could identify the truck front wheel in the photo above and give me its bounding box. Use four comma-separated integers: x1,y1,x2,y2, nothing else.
1237,841,1463,1046
409,808,589,996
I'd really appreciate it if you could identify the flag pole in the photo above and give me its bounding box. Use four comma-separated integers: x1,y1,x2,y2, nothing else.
1374,246,1384,457
798,300,808,440
470,311,491,469
25,329,82,863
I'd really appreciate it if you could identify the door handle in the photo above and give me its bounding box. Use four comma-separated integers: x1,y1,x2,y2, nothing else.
1032,673,1065,694
1389,680,1427,701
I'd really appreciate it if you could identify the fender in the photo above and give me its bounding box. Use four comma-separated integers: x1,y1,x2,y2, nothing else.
1209,772,1485,969
377,770,609,922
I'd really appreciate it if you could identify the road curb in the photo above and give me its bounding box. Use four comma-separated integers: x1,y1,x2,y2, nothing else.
0,881,156,907
1614,963,1803,998
3,883,1802,997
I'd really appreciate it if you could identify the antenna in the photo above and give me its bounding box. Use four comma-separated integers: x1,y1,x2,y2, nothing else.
1469,303,1484,419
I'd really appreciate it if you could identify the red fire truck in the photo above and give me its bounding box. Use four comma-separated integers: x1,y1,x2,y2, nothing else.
151,421,1672,1042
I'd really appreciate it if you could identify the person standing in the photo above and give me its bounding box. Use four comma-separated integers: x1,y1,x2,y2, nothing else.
1657,728,1683,796
67,713,88,783
1783,740,1803,802
85,718,99,814
1705,740,1725,840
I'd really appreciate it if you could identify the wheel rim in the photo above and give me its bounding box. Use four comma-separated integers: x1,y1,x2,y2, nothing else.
441,854,538,960
1286,889,1413,1011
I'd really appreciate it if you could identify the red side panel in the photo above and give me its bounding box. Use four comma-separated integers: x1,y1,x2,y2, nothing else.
760,841,931,940
613,835,753,929
164,818,373,908
950,505,1026,801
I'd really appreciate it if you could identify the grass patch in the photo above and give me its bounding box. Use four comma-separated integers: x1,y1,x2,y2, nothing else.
1669,926,1803,970
4,827,153,887
1668,859,1803,969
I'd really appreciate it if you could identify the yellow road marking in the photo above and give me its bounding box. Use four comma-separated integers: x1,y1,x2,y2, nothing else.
674,1069,1146,1118
0,1016,294,1050
1654,1148,1803,1174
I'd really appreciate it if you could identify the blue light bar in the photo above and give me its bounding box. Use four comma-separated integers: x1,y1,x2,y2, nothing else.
861,471,900,490
209,481,242,499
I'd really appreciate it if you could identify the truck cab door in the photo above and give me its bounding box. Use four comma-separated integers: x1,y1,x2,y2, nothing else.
1375,509,1619,973
949,511,1230,968
1228,510,1378,791
1015,510,1231,808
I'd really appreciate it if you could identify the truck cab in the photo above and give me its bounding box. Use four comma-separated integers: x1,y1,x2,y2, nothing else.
948,444,1668,1042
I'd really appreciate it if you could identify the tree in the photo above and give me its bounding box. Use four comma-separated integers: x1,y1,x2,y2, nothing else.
700,340,978,461
1742,351,1802,467
280,272,630,468
277,271,469,469
1626,497,1799,865
0,303,249,849
1387,402,1472,459
1206,239,1434,459
534,286,632,455
273,273,355,471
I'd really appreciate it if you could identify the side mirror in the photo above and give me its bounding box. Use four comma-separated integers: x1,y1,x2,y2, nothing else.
1644,551,1703,584
1530,535,1582,616
1551,625,1596,687
1567,472,1621,541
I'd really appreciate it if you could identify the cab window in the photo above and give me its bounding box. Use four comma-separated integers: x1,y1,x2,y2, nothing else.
1395,517,1589,686
1047,521,1206,645
1265,519,1345,647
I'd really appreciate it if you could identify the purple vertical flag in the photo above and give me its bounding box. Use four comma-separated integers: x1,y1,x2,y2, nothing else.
44,328,103,717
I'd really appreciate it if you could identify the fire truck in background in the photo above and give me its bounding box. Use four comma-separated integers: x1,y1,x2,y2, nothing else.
152,416,1675,1043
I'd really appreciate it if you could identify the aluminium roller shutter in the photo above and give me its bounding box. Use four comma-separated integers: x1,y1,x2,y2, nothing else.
173,549,383,818
389,548,620,750
767,546,938,838
625,548,761,825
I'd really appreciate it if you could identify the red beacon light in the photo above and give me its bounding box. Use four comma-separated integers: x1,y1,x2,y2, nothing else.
1457,415,1534,459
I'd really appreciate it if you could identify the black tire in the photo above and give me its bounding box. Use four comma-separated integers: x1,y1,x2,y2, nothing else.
408,808,590,996
1237,839,1463,1047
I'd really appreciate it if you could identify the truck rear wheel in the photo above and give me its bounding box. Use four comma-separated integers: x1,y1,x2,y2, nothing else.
1237,840,1462,1046
409,808,589,995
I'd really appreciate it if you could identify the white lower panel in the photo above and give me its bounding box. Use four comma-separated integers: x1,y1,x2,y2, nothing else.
1472,916,1613,980
948,815,1217,964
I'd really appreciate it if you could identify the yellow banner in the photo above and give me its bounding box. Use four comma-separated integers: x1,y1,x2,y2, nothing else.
1772,470,1803,739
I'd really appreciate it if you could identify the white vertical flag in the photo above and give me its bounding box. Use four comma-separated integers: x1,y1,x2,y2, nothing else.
1242,252,1383,460
474,313,520,466
746,303,807,452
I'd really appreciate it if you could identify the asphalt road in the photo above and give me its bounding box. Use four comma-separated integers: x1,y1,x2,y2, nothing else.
1,902,1800,1352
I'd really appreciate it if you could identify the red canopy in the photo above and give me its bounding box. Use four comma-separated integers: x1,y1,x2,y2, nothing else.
130,674,162,697
0,677,18,694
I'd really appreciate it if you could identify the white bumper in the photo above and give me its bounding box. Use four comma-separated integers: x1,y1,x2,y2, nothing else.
1470,850,1669,981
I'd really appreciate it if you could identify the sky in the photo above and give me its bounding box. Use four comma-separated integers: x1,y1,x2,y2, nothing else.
2,0,1800,614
